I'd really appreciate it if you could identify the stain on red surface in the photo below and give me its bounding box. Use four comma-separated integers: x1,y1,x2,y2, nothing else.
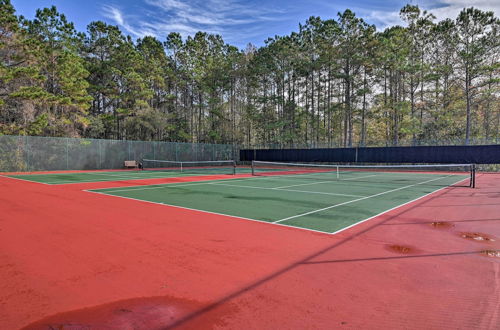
460,232,495,242
479,250,500,258
386,244,416,254
429,221,454,229
22,296,205,329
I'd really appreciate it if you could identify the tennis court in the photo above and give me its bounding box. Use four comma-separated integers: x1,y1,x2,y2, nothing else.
88,161,474,233
5,160,241,184
2,155,498,330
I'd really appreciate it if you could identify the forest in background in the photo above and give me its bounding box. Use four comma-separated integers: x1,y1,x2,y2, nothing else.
0,0,499,147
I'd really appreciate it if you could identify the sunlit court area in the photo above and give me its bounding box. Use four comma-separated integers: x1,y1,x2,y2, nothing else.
1,0,500,329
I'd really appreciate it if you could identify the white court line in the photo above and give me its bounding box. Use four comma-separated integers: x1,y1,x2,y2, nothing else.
208,182,365,198
89,172,150,177
340,174,379,181
12,171,141,178
16,169,229,185
93,174,313,193
274,180,336,189
58,171,141,176
274,175,456,223
85,174,470,236
10,171,187,185
55,173,163,181
93,179,241,193
330,176,470,234
46,176,169,185
45,173,211,185
274,174,379,189
93,170,376,192
89,170,366,191
84,189,331,235
0,175,51,185
98,173,371,195
90,170,462,192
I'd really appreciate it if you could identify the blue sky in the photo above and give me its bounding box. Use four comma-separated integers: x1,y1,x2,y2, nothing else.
11,0,500,49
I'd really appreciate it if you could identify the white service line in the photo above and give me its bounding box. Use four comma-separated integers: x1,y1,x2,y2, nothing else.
0,175,51,185
274,180,336,189
207,182,365,198
273,174,379,189
46,173,210,185
90,169,382,191
340,174,379,181
94,179,234,193
274,175,455,223
93,173,322,192
85,189,331,235
84,174,470,236
89,172,149,177
46,176,167,185
330,176,470,235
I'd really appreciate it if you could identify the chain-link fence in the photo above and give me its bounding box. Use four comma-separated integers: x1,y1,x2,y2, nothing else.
0,135,237,172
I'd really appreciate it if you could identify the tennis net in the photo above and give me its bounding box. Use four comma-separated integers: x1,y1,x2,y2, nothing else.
142,159,236,175
251,161,476,188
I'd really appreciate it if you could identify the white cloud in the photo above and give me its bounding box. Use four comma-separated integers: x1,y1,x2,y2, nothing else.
360,10,403,30
100,0,499,48
101,0,287,47
142,21,201,35
102,5,149,37
152,0,190,11
357,0,500,30
102,5,124,25
418,0,500,21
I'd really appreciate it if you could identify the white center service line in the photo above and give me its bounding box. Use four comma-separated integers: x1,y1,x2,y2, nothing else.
340,174,379,181
207,182,365,198
274,180,336,189
46,173,210,185
94,174,338,193
273,175,454,223
273,174,379,189
45,176,168,184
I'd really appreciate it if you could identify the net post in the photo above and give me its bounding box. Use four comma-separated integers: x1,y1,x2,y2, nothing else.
471,164,476,188
180,162,183,172
336,165,339,179
251,160,255,176
468,164,471,188
232,160,236,175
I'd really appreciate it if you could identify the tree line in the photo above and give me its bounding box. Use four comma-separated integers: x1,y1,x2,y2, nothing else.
1,0,499,147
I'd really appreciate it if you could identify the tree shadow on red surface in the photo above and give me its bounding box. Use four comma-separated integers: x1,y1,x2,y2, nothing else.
300,250,499,265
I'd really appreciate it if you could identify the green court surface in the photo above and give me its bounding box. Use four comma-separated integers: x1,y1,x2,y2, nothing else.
6,168,250,185
90,171,469,233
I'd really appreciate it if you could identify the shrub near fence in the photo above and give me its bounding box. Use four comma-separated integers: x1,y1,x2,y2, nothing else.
0,135,236,172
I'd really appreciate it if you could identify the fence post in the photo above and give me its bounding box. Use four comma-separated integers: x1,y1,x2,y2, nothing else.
99,139,102,169
66,138,69,170
24,136,29,171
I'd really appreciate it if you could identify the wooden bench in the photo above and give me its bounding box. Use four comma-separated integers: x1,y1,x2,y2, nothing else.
124,160,138,168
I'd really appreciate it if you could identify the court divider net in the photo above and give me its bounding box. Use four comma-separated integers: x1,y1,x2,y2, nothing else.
251,161,476,188
142,159,236,175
